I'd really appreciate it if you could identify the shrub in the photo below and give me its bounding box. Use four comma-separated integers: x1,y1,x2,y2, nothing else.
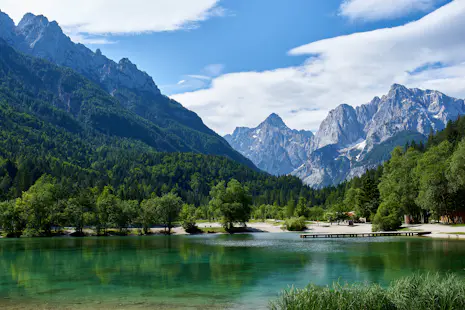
284,217,307,231
372,203,402,231
180,204,201,234
269,273,465,310
21,228,41,237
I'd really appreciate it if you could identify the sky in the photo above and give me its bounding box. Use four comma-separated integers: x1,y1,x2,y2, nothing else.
2,0,464,135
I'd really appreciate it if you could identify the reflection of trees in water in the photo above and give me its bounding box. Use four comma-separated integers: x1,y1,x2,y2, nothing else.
345,239,465,285
0,236,311,302
7,237,462,305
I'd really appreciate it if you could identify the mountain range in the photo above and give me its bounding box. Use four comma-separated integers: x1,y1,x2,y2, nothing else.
1,10,464,190
226,84,465,188
0,10,254,168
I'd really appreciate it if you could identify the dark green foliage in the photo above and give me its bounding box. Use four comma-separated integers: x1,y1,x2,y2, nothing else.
270,274,465,310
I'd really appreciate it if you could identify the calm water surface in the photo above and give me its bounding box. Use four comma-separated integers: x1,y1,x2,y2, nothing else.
0,233,464,309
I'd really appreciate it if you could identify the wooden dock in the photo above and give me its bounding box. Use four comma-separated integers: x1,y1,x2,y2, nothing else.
300,231,431,238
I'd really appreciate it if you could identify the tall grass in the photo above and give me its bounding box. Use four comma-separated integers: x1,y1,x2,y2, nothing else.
269,274,465,310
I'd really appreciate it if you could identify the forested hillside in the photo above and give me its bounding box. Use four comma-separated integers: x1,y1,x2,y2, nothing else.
0,95,319,206
0,38,254,167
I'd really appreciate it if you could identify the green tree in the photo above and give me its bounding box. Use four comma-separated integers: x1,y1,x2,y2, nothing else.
209,179,252,232
415,141,454,220
343,187,361,214
373,147,420,231
255,204,269,222
294,197,309,218
179,204,199,234
95,186,117,235
16,175,59,236
64,194,94,235
155,193,183,234
285,199,296,218
138,198,157,234
110,199,138,233
330,203,350,224
308,206,324,221
358,174,381,220
372,202,402,231
447,138,465,193
0,200,25,236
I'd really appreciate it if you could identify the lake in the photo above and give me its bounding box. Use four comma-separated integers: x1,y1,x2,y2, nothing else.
0,233,464,309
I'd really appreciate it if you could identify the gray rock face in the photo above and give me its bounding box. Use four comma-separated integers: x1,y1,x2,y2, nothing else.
11,13,160,96
225,113,313,175
312,104,363,150
364,84,465,146
229,84,465,188
294,84,465,188
0,10,16,45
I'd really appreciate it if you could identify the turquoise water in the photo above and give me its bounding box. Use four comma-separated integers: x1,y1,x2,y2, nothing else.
0,233,464,309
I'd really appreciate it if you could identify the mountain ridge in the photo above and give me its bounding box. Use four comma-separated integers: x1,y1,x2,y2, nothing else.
227,84,465,187
0,10,255,168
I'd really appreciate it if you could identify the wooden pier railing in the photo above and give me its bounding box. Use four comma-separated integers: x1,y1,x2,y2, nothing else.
300,231,431,238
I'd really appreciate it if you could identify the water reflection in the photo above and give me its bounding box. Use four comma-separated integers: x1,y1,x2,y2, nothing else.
0,235,463,309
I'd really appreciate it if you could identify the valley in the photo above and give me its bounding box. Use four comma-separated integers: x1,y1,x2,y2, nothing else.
1,3,465,310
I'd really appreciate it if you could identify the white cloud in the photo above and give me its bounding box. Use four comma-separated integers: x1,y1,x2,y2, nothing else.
163,64,225,94
62,27,117,45
202,64,225,77
339,0,442,21
173,1,465,135
187,75,212,80
0,0,223,43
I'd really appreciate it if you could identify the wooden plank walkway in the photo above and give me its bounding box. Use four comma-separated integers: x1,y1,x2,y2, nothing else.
300,231,431,238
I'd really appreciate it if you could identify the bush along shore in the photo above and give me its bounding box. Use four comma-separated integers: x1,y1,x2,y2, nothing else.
269,273,465,310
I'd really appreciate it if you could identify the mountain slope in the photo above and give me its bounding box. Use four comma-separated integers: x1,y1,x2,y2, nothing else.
0,39,315,205
224,114,313,175
0,10,253,168
0,95,310,205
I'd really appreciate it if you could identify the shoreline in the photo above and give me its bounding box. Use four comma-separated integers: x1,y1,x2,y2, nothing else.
2,222,465,239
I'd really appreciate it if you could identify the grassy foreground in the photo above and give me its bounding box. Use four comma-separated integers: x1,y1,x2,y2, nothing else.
269,274,465,310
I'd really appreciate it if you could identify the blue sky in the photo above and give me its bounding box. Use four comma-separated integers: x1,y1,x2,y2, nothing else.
2,0,463,135
86,0,450,95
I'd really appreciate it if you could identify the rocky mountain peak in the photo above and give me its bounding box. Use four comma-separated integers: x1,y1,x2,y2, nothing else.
119,57,134,66
387,83,412,99
0,11,161,97
232,127,251,136
18,13,48,26
0,10,16,44
0,10,14,26
261,113,287,128
314,103,363,149
225,113,313,176
15,12,70,55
